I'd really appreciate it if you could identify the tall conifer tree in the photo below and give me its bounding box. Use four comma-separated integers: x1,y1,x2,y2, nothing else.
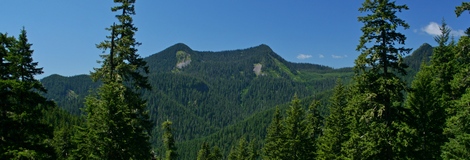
317,79,349,159
262,107,285,160
163,120,178,160
0,29,55,159
346,0,411,159
441,4,470,158
304,99,323,159
404,21,451,159
405,63,445,159
197,142,211,160
73,0,152,159
283,96,313,160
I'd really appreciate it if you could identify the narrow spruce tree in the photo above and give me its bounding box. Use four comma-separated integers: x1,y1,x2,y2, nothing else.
208,146,222,160
404,21,451,159
228,137,258,160
73,0,152,159
197,143,222,160
346,0,411,159
317,79,349,160
304,99,323,159
247,139,259,160
262,107,285,160
197,142,211,160
405,63,445,159
227,146,237,160
163,120,178,160
283,96,312,160
228,137,248,160
429,20,458,116
0,29,55,159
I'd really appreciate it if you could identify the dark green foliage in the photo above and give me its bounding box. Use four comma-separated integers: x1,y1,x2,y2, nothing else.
0,28,56,159
52,125,75,160
455,2,470,17
441,21,470,158
402,43,433,84
197,142,210,160
303,99,323,159
441,90,470,159
345,0,412,159
429,21,458,116
73,0,152,159
37,36,430,159
262,107,284,160
40,74,99,115
455,2,470,35
405,63,445,159
317,79,349,159
39,40,432,159
228,137,258,160
196,143,223,160
247,139,259,160
163,120,178,160
209,146,223,160
283,96,311,160
404,21,452,159
42,106,82,159
74,81,152,159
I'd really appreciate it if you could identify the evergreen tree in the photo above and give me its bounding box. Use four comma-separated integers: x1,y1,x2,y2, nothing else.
441,90,470,159
283,96,312,160
346,0,411,159
73,0,152,159
405,63,445,159
441,5,470,158
317,79,349,159
247,139,259,160
163,120,178,160
441,20,470,159
208,146,222,160
262,107,285,160
228,137,249,160
52,125,75,160
429,20,458,116
227,146,237,160
404,21,452,159
0,29,55,159
304,99,323,159
198,143,222,160
197,142,210,160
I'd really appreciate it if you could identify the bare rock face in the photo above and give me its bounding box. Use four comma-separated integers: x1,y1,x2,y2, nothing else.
253,63,262,76
176,51,191,69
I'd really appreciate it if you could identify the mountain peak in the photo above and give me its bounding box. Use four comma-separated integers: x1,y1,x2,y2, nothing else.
248,44,273,53
169,43,193,52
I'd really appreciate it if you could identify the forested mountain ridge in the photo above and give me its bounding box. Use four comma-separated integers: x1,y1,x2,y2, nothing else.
40,42,432,159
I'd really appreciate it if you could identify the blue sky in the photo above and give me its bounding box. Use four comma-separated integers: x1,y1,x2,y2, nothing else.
1,1,469,79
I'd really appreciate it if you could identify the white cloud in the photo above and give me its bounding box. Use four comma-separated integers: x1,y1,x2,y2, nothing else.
319,54,324,58
297,54,312,60
451,30,466,37
422,22,466,37
423,22,441,36
332,54,347,59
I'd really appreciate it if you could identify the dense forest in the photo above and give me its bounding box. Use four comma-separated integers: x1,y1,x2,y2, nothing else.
1,0,470,159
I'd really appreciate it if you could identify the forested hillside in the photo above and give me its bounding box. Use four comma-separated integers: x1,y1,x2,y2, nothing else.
3,0,469,159
40,41,432,159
